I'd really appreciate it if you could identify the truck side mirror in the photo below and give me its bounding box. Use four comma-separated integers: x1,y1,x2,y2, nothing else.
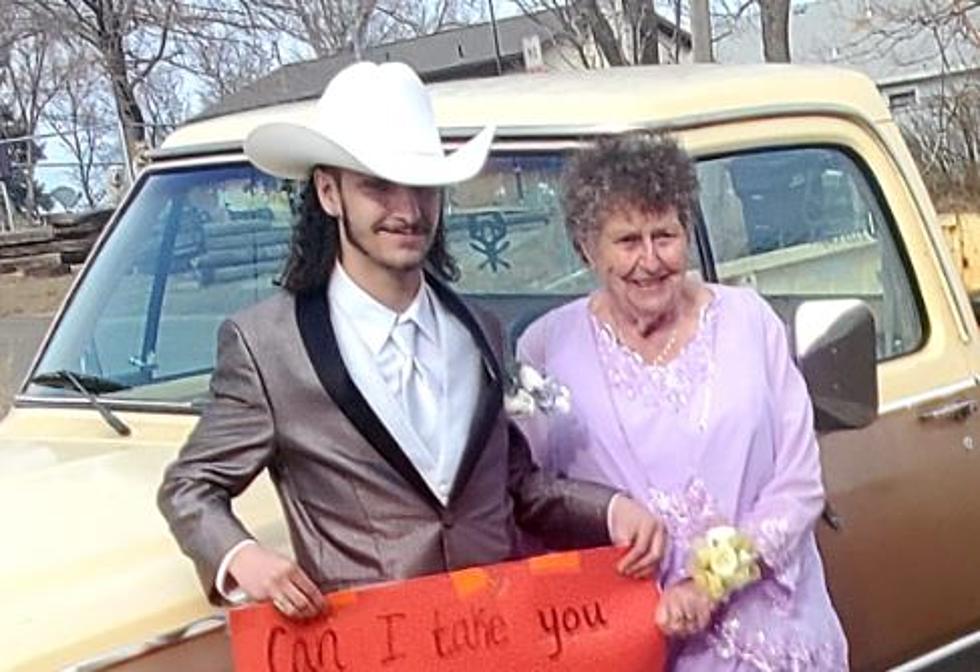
794,300,878,433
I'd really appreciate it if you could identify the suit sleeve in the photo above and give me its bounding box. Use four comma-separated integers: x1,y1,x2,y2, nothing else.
469,305,615,549
157,318,275,604
507,422,615,549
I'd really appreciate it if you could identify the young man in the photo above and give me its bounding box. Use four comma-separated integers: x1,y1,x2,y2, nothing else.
158,61,663,620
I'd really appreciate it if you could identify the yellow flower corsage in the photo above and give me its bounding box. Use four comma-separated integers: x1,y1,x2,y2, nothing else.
688,525,761,603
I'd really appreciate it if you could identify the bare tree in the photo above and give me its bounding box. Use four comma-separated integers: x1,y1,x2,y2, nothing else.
376,0,485,39
711,0,791,61
1,30,69,215
168,2,285,104
46,52,118,209
242,0,483,60
758,0,790,62
856,1,979,64
903,82,980,209
139,64,190,148
19,0,180,168
861,1,980,209
0,104,51,220
512,0,668,69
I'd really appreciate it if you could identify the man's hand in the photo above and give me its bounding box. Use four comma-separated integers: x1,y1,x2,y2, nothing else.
228,544,325,620
655,579,715,637
608,495,666,579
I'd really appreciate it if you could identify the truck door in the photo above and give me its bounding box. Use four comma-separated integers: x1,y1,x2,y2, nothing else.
693,122,980,670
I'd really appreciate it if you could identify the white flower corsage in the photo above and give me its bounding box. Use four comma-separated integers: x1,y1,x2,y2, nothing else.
688,525,761,602
504,362,572,417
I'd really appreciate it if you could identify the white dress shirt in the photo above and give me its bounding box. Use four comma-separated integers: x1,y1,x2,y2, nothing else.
327,262,482,501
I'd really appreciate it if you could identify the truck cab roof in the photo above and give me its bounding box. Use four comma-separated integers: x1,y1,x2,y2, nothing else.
159,64,892,156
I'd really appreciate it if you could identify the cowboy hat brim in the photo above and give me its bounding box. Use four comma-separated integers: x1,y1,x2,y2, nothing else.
244,120,495,186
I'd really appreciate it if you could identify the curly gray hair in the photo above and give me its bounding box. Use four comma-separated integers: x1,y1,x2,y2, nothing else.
562,131,699,259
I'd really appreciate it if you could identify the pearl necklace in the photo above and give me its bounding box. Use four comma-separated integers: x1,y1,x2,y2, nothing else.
591,293,686,367
650,326,679,366
606,310,680,367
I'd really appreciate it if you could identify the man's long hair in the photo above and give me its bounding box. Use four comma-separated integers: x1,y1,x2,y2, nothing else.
279,171,460,294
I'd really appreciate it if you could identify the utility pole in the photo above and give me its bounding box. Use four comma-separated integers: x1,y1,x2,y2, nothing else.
488,0,503,75
691,0,714,63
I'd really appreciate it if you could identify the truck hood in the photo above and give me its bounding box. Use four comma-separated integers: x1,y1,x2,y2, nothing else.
0,406,284,670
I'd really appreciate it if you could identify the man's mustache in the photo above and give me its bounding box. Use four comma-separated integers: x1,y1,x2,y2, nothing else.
373,218,436,236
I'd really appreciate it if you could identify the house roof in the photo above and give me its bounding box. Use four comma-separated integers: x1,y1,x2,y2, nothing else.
195,9,691,122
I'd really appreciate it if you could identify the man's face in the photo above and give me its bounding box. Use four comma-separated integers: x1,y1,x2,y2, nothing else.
315,168,441,277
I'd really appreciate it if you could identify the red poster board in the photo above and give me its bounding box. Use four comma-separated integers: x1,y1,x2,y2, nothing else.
229,546,666,671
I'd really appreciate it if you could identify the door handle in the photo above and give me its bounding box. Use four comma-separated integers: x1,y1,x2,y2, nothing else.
917,399,978,422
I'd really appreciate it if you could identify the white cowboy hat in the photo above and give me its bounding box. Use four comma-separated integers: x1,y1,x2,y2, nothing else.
244,61,494,186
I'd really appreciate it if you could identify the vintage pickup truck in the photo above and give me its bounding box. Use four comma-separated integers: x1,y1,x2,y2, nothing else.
2,64,978,671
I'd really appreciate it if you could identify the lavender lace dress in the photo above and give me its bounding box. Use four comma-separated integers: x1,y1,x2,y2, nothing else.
516,284,848,671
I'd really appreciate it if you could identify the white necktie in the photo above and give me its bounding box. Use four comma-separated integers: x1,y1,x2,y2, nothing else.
389,318,439,453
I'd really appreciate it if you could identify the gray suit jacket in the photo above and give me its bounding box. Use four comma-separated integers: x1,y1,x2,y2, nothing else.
158,278,614,603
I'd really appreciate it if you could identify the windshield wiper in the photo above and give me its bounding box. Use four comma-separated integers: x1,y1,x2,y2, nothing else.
31,370,130,393
29,370,133,436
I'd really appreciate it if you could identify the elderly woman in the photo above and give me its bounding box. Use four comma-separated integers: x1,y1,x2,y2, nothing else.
516,132,848,670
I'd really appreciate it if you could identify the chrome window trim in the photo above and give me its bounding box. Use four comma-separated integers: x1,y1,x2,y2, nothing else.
889,628,980,671
13,395,199,414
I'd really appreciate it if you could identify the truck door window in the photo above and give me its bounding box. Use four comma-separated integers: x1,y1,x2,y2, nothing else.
697,146,924,360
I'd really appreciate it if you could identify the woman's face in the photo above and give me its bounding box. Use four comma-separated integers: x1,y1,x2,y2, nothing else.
586,205,689,322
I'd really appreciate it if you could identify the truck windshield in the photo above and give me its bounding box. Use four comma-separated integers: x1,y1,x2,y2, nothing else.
24,155,593,406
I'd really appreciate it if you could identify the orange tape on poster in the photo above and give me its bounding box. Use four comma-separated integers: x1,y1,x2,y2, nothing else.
229,546,666,671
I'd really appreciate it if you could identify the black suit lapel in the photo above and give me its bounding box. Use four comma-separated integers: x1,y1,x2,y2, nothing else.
425,276,505,503
295,286,442,511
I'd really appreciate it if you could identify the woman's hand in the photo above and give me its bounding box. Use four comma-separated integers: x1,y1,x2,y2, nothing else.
655,579,715,637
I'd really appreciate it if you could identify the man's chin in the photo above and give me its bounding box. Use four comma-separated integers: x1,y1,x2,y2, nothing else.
384,254,428,274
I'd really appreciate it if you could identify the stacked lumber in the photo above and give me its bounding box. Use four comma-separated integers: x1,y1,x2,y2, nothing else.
192,217,291,286
0,209,113,276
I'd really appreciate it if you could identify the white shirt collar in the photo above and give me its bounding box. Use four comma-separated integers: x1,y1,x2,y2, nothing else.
328,262,438,355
